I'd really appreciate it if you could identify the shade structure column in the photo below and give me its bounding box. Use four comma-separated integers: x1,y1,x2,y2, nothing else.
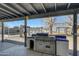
73,10,77,56
2,21,4,42
24,16,28,47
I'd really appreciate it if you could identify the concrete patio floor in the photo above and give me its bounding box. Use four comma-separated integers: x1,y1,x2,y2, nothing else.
0,36,79,56
0,41,51,56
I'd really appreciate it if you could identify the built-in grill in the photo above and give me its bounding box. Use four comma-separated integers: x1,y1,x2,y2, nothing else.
27,33,68,56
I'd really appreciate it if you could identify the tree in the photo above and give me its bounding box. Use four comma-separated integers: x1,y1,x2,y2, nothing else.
42,17,56,35
66,15,73,26
65,15,73,35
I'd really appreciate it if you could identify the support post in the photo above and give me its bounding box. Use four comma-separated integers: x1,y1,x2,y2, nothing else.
2,22,4,42
49,17,53,35
73,10,77,56
24,16,28,47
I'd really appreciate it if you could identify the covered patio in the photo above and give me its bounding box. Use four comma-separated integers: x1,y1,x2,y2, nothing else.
0,3,79,56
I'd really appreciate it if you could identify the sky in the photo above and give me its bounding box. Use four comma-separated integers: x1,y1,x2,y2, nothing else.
4,15,75,28
5,18,44,28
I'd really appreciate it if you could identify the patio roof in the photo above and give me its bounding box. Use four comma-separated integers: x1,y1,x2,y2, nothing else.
0,3,79,21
